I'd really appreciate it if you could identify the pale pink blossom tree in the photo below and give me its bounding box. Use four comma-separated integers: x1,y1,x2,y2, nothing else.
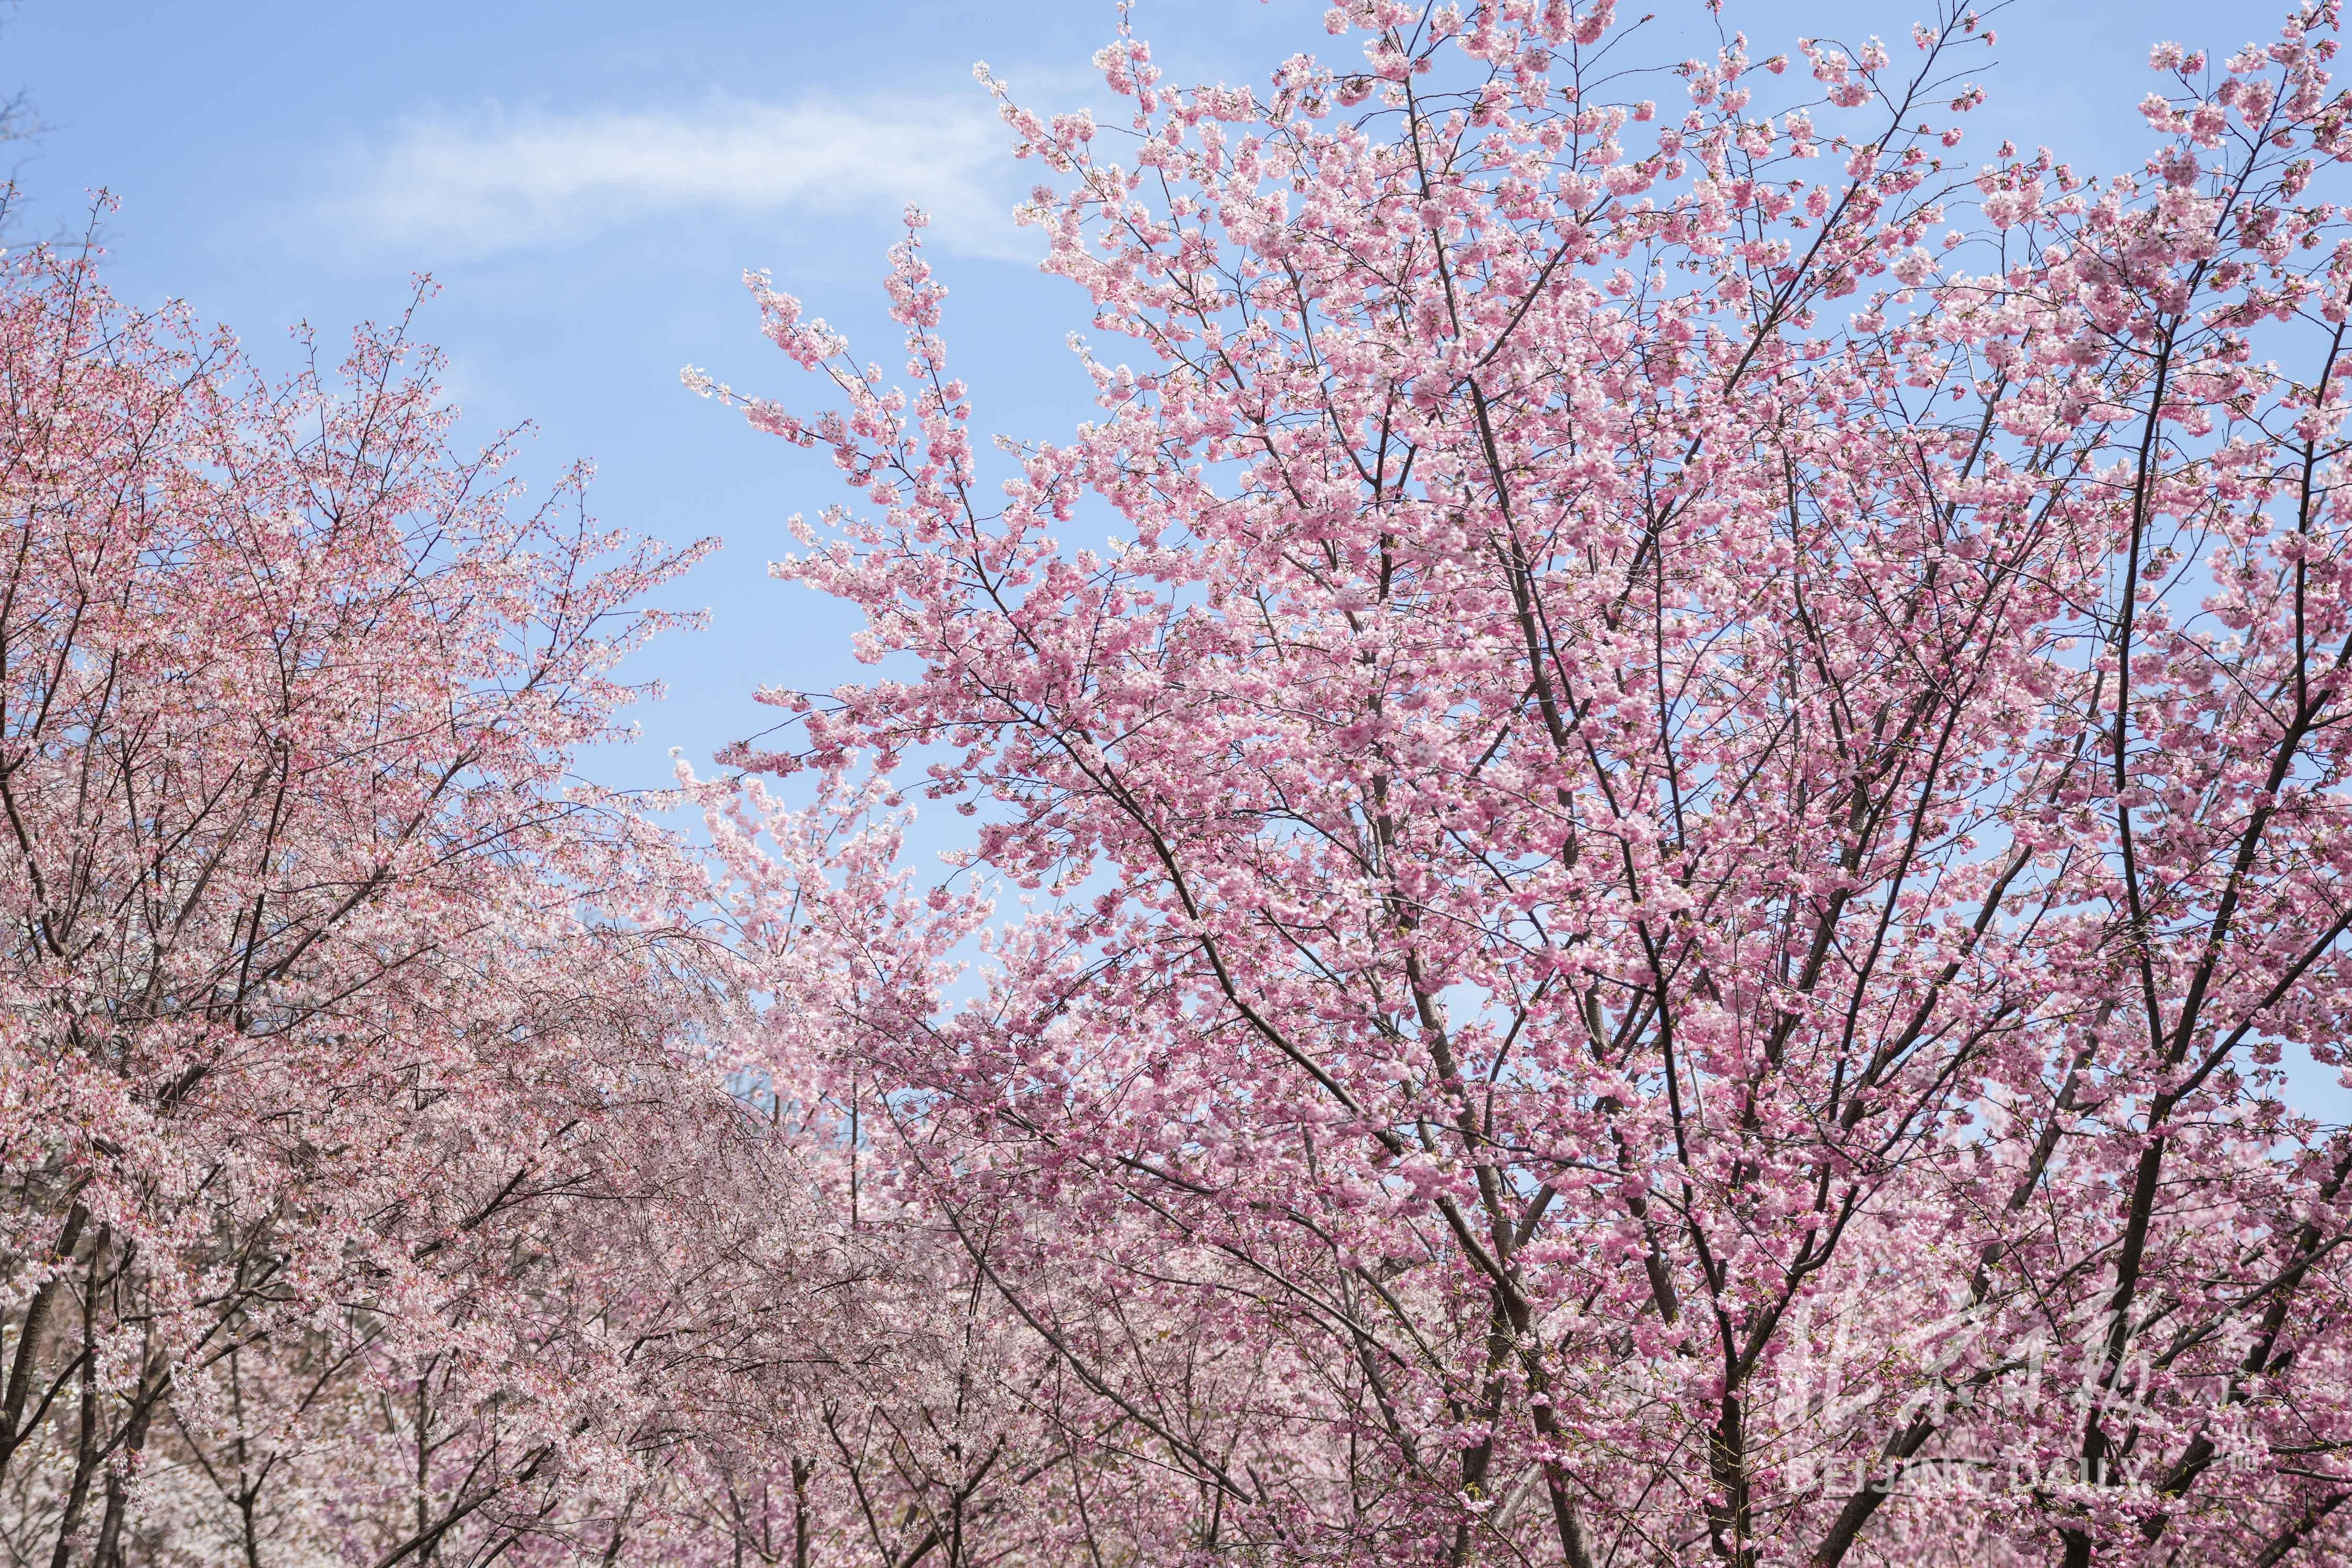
0,224,771,1567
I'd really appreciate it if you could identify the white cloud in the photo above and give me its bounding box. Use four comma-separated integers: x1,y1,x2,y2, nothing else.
325,91,1024,259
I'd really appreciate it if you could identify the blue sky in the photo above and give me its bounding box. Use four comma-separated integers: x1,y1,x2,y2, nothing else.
5,0,2236,782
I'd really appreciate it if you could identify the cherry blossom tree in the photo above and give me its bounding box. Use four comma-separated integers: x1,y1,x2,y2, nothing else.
698,2,2352,1564
0,225,780,1567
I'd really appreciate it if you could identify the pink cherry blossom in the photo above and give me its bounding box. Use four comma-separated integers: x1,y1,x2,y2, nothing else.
702,3,2352,1563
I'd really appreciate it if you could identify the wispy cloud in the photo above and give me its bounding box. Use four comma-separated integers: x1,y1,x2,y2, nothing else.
322,91,1024,260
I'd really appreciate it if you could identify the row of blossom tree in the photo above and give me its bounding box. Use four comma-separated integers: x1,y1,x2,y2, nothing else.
9,1,2352,1563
